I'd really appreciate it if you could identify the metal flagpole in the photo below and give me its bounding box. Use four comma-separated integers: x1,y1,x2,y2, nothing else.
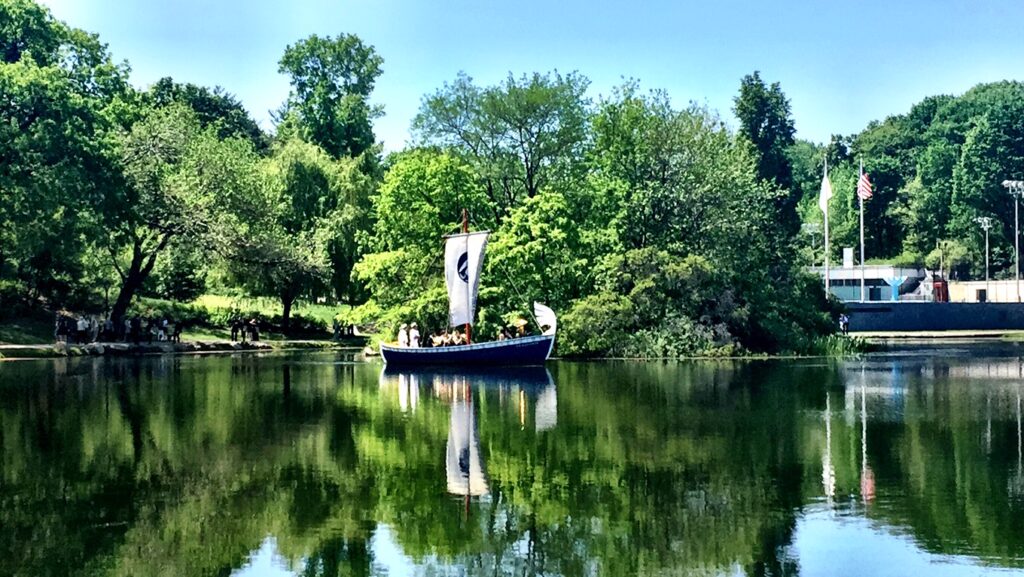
824,158,830,294
1017,195,1021,303
986,223,991,300
860,159,866,302
976,217,992,301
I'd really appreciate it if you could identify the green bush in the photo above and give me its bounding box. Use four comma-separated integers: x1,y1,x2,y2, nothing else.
0,280,32,317
130,298,210,326
559,292,634,357
621,315,739,358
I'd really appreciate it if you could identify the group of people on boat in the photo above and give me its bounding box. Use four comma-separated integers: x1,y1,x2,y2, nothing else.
393,320,531,348
396,322,466,348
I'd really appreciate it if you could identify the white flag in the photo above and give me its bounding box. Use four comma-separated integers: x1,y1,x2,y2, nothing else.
444,232,489,327
818,170,833,214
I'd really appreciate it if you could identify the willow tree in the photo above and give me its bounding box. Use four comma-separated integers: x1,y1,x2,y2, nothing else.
227,137,368,332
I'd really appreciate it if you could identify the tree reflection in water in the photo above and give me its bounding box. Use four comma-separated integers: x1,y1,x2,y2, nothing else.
2,352,1024,576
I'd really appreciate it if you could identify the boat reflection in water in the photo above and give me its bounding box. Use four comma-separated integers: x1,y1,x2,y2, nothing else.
379,367,556,499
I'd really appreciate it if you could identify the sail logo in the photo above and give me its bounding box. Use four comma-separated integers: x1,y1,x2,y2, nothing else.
458,252,469,282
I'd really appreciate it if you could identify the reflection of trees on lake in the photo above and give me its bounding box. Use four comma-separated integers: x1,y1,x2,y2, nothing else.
821,358,1024,569
2,355,1024,575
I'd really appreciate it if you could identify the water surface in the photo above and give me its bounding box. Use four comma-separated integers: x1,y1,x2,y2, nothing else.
3,347,1024,576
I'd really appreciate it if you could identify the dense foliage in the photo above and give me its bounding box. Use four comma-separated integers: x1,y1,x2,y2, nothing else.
358,81,835,355
794,81,1024,281
0,0,374,333
7,0,1022,352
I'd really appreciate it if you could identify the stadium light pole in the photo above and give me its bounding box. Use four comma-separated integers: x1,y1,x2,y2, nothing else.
1004,180,1024,303
975,216,992,301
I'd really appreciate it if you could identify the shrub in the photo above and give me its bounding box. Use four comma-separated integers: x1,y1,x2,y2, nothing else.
559,292,634,357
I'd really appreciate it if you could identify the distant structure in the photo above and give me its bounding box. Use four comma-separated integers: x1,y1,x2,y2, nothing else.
810,259,926,302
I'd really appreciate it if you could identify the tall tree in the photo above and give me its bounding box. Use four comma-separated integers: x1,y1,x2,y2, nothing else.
734,71,798,236
413,71,591,219
278,33,383,160
227,138,366,331
105,104,260,324
147,77,269,152
0,0,129,306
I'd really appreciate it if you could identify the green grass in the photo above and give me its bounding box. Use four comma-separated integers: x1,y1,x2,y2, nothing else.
181,326,296,342
0,312,53,345
0,293,349,345
192,294,346,325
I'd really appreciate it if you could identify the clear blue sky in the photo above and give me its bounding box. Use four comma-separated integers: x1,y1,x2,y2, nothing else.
39,0,1024,151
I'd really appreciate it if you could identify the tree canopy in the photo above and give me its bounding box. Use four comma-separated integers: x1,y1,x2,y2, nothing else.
278,33,383,160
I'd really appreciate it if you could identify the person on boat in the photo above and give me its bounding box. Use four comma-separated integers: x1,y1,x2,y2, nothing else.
430,331,443,347
451,331,465,346
398,323,409,347
409,323,421,348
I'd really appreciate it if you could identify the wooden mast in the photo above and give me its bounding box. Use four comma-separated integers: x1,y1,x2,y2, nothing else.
462,209,471,344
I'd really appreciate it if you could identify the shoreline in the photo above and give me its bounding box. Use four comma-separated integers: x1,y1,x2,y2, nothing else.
0,339,362,361
853,329,1024,340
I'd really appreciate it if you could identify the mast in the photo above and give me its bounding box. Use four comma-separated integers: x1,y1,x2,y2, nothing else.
462,209,472,344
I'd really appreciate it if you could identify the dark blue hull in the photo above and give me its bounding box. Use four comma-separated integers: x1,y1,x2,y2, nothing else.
380,335,554,366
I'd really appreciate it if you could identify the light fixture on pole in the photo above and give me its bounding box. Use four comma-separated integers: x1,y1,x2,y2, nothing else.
1003,180,1024,303
802,222,821,259
975,216,992,301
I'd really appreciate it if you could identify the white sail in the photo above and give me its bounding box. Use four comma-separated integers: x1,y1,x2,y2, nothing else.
446,396,489,496
534,302,557,336
445,232,489,327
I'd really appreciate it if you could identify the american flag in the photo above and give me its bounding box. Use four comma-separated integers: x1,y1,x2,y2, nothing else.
857,172,873,201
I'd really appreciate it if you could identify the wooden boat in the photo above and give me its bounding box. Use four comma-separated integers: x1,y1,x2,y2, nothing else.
380,214,556,367
380,331,554,366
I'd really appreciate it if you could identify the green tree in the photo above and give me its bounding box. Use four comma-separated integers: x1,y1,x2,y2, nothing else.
278,33,383,160
105,104,261,324
413,71,591,219
352,148,492,334
227,138,366,331
0,0,129,307
147,77,269,152
734,71,798,236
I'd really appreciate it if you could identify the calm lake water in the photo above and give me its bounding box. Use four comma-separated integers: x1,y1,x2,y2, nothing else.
4,345,1024,576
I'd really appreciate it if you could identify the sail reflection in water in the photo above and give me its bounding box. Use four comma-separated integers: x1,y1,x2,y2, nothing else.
446,379,488,497
379,367,556,498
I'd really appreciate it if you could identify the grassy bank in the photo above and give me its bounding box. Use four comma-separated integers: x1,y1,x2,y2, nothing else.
191,295,345,327
0,294,353,345
0,310,53,345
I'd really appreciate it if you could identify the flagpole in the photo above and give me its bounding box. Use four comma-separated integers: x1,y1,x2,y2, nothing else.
824,158,830,295
859,159,866,302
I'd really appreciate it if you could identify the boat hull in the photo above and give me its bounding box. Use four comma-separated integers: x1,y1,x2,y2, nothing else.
380,335,554,366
